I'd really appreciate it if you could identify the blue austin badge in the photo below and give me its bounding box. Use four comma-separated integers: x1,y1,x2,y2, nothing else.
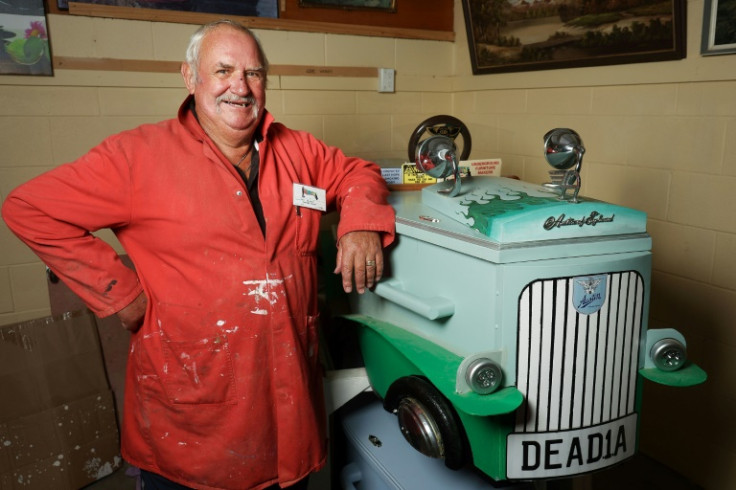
573,274,607,315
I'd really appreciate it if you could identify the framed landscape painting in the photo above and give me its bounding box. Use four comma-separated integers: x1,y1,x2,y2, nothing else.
461,0,686,74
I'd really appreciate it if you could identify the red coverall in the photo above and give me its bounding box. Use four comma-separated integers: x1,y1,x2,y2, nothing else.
2,96,396,490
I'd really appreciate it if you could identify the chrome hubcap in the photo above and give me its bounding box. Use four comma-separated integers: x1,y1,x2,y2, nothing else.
396,397,444,458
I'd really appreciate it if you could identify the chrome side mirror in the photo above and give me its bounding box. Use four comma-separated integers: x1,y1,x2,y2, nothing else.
542,128,585,203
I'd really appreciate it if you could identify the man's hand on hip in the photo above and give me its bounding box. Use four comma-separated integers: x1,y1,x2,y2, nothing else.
117,291,147,332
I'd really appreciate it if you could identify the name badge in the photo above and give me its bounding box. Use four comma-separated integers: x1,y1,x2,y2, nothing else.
293,183,326,212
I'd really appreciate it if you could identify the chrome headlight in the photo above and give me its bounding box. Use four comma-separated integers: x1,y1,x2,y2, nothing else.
465,358,503,395
650,338,687,372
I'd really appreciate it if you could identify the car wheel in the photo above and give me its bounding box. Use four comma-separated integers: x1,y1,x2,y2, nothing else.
383,375,469,470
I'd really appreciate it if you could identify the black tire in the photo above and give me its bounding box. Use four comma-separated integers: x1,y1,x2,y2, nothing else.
383,375,469,470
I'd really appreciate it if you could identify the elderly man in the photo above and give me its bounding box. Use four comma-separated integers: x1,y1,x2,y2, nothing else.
2,20,395,490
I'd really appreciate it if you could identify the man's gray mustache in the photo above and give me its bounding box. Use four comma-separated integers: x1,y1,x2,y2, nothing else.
217,95,256,105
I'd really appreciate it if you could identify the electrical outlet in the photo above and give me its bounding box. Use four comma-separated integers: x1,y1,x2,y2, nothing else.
378,68,395,93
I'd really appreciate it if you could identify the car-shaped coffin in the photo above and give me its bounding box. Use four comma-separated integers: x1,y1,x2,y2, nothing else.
346,175,706,482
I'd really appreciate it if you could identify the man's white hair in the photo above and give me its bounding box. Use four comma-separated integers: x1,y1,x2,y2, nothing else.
185,19,269,84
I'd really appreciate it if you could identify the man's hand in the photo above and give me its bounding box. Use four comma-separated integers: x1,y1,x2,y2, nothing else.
117,291,147,332
334,231,383,294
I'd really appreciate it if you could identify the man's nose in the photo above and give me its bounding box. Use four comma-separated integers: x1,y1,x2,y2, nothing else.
231,73,251,95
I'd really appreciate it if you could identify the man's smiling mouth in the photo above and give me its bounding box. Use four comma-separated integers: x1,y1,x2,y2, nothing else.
213,94,260,119
218,96,255,108
225,100,250,108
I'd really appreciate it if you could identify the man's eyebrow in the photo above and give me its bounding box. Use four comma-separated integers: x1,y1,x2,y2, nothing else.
214,62,264,72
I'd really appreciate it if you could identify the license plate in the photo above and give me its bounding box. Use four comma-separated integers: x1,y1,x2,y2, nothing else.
506,414,637,479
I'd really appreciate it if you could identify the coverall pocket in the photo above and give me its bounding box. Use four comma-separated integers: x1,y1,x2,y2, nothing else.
160,337,236,404
295,206,321,256
154,303,237,405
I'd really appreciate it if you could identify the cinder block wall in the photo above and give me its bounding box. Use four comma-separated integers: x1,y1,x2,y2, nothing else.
1,0,735,487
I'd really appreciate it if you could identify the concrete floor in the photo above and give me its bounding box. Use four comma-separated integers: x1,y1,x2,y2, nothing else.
82,462,331,490
83,451,701,490
82,390,700,490
589,453,703,490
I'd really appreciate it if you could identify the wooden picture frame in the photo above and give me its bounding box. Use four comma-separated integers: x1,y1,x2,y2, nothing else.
701,0,736,55
57,0,452,42
461,0,686,74
60,0,279,18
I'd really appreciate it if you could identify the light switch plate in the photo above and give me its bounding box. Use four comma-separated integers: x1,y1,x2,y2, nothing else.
378,68,395,93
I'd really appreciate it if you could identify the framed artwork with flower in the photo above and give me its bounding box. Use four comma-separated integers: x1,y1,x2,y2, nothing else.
0,0,52,75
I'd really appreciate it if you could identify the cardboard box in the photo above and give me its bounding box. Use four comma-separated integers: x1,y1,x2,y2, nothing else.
48,262,133,431
0,311,121,489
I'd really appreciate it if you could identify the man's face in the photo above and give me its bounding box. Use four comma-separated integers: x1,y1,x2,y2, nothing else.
184,26,267,141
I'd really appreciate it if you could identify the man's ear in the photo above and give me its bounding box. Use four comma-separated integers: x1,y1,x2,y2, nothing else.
181,62,195,94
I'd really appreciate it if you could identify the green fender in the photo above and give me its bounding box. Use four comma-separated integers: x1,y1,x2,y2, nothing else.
344,314,524,417
639,362,707,387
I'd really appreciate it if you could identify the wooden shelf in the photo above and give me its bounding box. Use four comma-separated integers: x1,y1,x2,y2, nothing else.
52,55,379,77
